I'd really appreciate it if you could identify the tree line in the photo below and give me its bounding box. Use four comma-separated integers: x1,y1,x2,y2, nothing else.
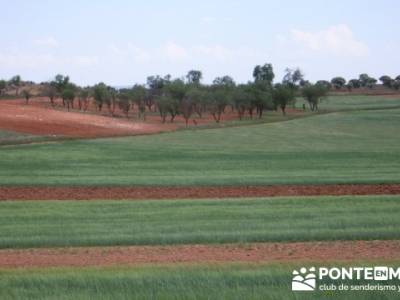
1,66,399,125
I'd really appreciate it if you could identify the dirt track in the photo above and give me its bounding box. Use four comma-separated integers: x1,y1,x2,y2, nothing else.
0,240,398,268
1,184,399,200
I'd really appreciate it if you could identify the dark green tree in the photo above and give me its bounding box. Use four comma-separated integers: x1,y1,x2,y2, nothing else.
21,89,32,104
52,74,70,93
366,77,377,89
185,87,206,119
186,70,202,85
302,84,328,111
117,92,131,118
348,79,361,89
10,75,21,96
331,77,346,89
233,85,251,120
316,80,332,89
61,88,75,111
0,80,7,96
78,88,90,111
273,84,295,115
359,73,370,87
253,63,274,84
92,83,109,112
213,75,235,87
379,75,393,88
43,84,57,106
131,84,147,120
283,68,304,88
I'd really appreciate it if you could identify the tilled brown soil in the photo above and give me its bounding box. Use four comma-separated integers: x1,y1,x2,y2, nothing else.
1,184,400,200
0,98,176,138
1,240,399,268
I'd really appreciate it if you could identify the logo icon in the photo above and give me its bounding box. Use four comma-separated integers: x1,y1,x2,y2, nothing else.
374,267,388,281
292,267,316,291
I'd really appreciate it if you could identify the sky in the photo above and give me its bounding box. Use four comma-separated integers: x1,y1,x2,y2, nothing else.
1,0,399,86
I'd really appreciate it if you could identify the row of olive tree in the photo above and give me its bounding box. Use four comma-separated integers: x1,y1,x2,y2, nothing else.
321,73,400,91
37,66,327,125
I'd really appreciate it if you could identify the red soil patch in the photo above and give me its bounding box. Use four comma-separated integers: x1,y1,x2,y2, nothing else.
1,184,399,201
1,240,399,268
0,98,176,138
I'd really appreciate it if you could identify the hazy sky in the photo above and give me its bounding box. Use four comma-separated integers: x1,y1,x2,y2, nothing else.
1,0,399,85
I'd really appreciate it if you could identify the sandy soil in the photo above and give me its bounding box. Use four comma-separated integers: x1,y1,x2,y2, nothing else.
0,184,399,201
0,240,398,268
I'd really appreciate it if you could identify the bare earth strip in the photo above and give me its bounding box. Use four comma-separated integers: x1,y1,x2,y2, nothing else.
0,99,175,138
0,241,399,268
1,184,400,200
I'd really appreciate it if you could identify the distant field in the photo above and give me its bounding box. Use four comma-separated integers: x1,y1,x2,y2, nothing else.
1,262,399,300
0,108,399,186
296,95,400,111
1,195,399,248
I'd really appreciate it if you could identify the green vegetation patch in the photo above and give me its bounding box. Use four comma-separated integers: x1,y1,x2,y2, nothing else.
1,195,399,249
296,95,400,111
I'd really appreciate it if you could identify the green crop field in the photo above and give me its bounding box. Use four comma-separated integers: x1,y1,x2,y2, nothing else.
0,108,400,186
296,95,400,111
1,195,399,249
1,262,399,300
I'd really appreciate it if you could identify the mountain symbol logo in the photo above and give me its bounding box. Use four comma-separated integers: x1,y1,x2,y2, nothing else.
292,267,316,291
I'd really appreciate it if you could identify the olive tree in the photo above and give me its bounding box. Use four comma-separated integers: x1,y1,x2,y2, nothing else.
251,82,273,118
131,85,147,120
163,79,186,122
0,80,6,96
233,85,251,120
92,83,109,112
185,87,207,118
393,76,400,90
21,89,32,104
253,63,274,84
146,75,168,111
106,87,117,116
273,84,295,115
78,88,90,111
186,70,202,85
10,75,21,96
302,84,328,111
316,80,332,90
43,84,57,106
213,75,235,87
366,77,377,89
62,88,75,111
331,77,346,89
207,86,231,123
348,79,361,89
379,75,393,88
155,95,175,123
117,92,131,118
359,73,370,87
283,68,304,88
